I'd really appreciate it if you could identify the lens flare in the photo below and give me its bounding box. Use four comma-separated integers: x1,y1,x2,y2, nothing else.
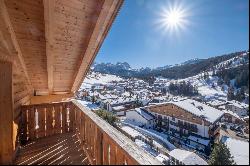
155,2,190,36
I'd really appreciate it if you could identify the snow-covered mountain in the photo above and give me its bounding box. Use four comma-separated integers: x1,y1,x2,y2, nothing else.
180,58,203,65
92,50,248,79
214,52,249,70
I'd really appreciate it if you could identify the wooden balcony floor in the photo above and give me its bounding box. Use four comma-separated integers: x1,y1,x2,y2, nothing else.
14,132,90,165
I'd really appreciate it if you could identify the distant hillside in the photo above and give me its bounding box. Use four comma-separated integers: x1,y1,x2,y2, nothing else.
93,50,248,79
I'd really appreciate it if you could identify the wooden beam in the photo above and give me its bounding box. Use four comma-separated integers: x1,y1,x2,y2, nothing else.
44,0,55,94
71,0,123,93
0,0,33,93
0,61,13,164
30,93,73,105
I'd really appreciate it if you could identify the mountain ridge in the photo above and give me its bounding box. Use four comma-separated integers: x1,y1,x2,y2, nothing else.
92,50,249,80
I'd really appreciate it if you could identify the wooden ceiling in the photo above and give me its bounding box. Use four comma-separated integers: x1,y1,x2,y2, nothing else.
2,0,123,95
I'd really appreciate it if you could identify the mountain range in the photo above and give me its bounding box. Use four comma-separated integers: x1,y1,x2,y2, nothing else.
92,50,249,80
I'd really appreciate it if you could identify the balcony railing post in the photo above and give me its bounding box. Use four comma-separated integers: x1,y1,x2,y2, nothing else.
20,109,27,145
28,107,35,141
95,126,103,165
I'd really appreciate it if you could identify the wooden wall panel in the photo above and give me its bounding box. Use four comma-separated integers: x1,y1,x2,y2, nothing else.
0,61,13,164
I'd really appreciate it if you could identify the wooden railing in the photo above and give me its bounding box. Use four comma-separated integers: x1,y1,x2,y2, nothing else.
19,102,73,142
19,100,161,165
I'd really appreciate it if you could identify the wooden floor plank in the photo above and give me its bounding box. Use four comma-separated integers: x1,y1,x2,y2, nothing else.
14,132,90,165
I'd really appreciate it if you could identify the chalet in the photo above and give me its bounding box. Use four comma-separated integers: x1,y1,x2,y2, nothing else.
221,109,246,125
112,105,126,116
0,0,160,165
225,100,249,118
106,97,137,112
145,98,224,141
126,108,155,128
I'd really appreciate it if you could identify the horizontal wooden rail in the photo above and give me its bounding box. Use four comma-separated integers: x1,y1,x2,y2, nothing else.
19,100,161,165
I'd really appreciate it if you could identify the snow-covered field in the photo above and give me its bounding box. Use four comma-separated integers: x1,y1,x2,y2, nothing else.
80,72,123,90
221,136,249,165
157,73,228,101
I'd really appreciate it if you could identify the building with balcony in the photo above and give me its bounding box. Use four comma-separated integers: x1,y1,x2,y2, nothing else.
143,98,224,154
0,0,161,165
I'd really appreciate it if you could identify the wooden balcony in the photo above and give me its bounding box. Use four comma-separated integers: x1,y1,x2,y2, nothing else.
14,100,161,165
208,125,220,136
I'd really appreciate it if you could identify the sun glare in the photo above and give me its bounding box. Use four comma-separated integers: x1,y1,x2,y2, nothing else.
156,2,190,35
166,10,183,27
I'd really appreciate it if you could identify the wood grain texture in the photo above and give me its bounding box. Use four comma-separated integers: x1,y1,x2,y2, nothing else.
0,61,13,164
14,132,90,165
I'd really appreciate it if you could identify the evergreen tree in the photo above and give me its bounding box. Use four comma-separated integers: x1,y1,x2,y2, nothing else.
92,95,96,103
240,87,246,101
95,109,118,126
227,86,235,101
209,142,236,165
235,89,242,102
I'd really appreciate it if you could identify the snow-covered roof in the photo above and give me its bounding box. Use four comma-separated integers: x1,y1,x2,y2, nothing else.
207,100,227,107
169,149,208,165
112,105,126,111
227,100,249,109
222,109,245,120
110,97,136,105
170,98,224,124
221,136,249,165
134,108,155,121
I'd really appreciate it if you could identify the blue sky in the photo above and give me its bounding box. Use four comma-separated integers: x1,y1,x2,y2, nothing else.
95,0,249,69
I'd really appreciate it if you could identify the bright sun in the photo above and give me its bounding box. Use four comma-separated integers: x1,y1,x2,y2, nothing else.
156,3,189,35
166,10,183,27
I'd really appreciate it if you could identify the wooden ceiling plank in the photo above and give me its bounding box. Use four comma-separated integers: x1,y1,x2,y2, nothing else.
0,0,33,92
43,0,55,94
71,0,123,93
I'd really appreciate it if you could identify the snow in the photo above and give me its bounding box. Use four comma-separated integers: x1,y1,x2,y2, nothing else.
135,139,159,157
80,72,123,90
134,108,154,120
76,100,100,111
227,100,249,109
161,98,224,124
120,125,144,138
169,149,208,165
156,154,169,163
112,105,125,111
187,135,210,146
123,122,176,151
222,109,243,120
215,52,249,70
221,136,249,165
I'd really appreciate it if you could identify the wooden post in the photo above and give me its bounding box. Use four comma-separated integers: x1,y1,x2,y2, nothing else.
0,61,13,164
95,127,103,165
